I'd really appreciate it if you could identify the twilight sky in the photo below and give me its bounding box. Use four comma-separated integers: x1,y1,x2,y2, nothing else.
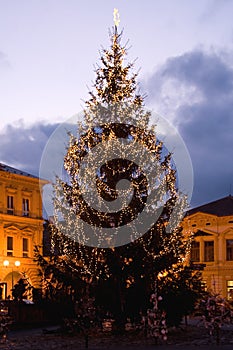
0,0,233,208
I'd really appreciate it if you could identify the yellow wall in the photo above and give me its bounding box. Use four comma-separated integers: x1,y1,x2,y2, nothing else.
0,169,47,299
183,212,233,299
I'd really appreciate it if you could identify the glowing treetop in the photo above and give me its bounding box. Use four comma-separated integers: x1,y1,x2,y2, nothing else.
113,8,120,27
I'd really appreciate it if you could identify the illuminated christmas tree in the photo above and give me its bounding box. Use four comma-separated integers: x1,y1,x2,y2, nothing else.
50,10,192,327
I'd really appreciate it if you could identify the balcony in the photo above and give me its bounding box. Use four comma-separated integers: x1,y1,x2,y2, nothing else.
0,207,42,220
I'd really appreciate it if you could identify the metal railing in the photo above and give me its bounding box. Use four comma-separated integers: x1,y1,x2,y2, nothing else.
0,208,42,220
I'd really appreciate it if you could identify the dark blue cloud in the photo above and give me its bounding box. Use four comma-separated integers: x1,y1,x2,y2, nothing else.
0,121,59,176
144,49,233,207
0,120,79,178
162,51,233,98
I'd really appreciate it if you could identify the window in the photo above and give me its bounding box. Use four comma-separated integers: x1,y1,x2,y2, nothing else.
201,280,207,292
7,236,13,256
22,238,29,257
22,198,29,216
190,241,200,262
226,240,233,261
227,281,233,300
7,196,14,214
204,241,214,262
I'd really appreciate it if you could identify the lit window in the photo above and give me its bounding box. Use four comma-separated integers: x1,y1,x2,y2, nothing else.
204,241,214,262
22,198,29,216
7,196,14,214
201,280,207,292
226,240,233,261
7,236,13,256
190,241,200,262
227,281,233,300
23,238,29,257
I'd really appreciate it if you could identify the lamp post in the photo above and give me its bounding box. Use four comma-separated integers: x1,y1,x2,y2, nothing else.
3,260,21,298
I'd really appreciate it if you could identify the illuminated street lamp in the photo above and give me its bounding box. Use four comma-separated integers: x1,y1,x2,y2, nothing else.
3,260,21,298
14,261,21,268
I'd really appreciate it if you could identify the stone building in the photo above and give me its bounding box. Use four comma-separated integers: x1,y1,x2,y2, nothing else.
0,163,48,299
182,195,233,299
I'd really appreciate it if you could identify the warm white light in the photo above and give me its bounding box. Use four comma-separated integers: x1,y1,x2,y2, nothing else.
3,260,9,267
15,261,21,267
113,8,120,27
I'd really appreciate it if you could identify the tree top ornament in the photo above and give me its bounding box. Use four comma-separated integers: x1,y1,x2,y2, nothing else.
113,8,120,27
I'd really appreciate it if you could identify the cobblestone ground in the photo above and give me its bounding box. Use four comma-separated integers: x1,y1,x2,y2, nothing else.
1,322,233,350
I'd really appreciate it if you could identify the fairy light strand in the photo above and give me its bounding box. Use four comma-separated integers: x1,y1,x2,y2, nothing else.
51,26,190,280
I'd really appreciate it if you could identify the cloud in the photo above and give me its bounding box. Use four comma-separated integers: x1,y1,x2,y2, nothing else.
0,121,59,176
0,120,79,179
143,49,233,207
1,47,233,210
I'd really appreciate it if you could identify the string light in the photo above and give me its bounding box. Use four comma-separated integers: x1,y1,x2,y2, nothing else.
51,25,190,280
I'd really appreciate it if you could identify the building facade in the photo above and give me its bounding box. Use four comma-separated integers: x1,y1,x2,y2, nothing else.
182,195,233,300
0,163,47,299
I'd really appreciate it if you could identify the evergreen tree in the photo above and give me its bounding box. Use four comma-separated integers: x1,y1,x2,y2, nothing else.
49,22,196,328
158,265,204,327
